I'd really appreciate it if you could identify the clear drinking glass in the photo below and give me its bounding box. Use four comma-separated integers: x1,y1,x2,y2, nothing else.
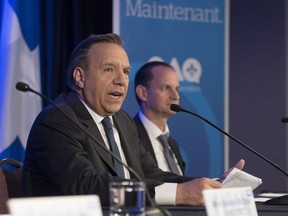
109,181,146,216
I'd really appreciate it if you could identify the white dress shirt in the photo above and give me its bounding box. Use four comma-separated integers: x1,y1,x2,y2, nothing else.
139,111,182,204
79,97,177,205
139,111,183,175
81,99,130,178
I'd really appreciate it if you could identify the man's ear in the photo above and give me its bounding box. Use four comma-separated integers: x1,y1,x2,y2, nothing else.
73,67,85,89
135,85,148,102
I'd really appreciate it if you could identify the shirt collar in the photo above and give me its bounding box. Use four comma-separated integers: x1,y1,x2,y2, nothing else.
139,111,170,139
78,95,113,125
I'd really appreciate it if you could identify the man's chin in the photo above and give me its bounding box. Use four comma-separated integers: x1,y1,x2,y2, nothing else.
105,105,122,115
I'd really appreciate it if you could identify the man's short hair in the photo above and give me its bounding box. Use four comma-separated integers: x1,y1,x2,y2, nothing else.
66,33,123,90
134,61,175,105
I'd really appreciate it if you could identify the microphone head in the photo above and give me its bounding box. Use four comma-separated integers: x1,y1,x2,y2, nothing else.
16,82,30,92
281,117,288,123
170,104,181,112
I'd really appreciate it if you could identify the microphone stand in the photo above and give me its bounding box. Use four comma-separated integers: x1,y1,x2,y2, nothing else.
16,82,171,215
170,104,288,205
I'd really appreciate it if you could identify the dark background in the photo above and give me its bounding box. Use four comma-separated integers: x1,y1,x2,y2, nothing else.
229,0,287,193
2,0,287,193
39,0,113,101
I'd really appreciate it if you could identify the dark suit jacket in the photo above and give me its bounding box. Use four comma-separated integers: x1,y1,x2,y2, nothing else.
133,114,185,174
22,91,192,206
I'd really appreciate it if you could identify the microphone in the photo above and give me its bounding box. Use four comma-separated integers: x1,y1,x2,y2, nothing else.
16,81,170,216
16,82,30,92
281,117,288,123
171,104,288,205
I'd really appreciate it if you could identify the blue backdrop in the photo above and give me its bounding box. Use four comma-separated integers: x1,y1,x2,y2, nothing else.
114,0,228,177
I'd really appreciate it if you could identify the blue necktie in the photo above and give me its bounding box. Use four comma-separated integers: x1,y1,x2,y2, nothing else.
102,117,125,178
158,134,180,175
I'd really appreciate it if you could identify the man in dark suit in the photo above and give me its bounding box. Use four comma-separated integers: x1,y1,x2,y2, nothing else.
133,62,185,175
22,33,244,207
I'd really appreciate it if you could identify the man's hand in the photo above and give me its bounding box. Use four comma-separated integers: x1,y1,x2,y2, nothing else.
176,178,221,206
219,159,246,182
234,159,245,170
175,159,245,206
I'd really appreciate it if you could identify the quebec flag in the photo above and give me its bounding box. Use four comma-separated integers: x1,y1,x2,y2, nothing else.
0,0,42,162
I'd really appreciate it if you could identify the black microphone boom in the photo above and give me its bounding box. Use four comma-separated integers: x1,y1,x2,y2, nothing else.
16,81,170,216
170,104,288,177
16,81,51,103
170,104,288,205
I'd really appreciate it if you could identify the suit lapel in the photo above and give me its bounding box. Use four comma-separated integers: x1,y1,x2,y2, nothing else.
65,92,117,175
168,137,185,173
113,112,145,179
133,113,184,173
80,118,115,170
133,114,157,163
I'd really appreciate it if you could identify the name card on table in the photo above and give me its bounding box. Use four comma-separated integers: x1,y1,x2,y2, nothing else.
7,195,102,216
203,187,258,216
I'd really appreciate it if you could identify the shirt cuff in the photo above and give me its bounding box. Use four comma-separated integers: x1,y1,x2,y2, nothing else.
155,183,177,205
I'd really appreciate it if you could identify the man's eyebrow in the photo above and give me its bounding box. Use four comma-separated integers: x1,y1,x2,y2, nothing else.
103,62,130,69
124,66,131,71
102,62,114,67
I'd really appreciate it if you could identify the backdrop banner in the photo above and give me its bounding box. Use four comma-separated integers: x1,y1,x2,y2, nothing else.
113,0,228,177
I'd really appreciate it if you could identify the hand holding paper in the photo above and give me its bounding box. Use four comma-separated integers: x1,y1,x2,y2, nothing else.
220,167,262,190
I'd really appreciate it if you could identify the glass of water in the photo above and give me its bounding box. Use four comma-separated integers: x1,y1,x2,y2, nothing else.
109,181,146,216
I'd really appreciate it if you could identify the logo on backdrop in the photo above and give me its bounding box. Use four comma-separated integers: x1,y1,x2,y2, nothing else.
125,0,223,24
148,56,202,92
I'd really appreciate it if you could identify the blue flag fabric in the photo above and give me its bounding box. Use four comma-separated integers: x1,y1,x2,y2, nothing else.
0,0,42,162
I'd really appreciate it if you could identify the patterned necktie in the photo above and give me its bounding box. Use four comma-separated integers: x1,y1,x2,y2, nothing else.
102,117,125,178
158,134,180,175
